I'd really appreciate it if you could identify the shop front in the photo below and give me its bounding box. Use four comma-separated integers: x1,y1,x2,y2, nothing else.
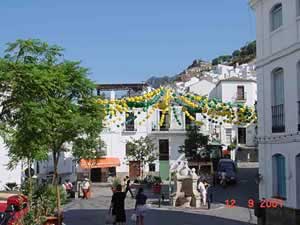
79,157,120,182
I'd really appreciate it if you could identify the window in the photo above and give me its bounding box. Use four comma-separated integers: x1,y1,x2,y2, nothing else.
149,163,156,172
271,3,283,31
272,154,286,198
125,112,135,131
271,68,285,132
237,86,245,100
238,127,246,144
297,0,300,16
225,128,232,144
159,139,169,160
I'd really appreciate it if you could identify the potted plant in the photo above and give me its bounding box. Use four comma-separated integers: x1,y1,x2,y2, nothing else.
111,177,121,193
25,184,67,225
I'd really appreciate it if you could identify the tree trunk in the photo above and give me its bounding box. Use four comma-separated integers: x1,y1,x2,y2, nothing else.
141,161,144,179
53,151,61,225
27,159,33,204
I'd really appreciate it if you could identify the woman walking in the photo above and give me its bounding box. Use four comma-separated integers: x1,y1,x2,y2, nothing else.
110,184,127,225
135,188,147,225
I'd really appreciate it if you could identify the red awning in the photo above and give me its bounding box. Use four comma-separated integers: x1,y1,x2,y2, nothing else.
80,157,120,169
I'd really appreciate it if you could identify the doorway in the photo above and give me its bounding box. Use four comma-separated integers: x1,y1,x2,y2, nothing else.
91,168,101,182
159,139,169,180
129,161,140,179
238,127,246,144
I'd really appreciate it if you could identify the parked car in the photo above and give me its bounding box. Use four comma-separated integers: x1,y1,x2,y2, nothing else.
216,159,237,185
0,193,29,225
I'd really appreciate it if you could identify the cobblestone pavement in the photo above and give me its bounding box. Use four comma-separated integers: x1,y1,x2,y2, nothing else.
63,185,256,225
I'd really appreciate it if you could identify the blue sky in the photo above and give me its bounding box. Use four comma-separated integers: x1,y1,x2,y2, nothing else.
0,0,255,84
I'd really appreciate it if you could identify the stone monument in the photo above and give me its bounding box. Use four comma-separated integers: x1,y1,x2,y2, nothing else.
170,161,201,208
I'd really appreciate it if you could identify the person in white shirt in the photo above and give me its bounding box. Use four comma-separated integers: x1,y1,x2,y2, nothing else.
82,178,90,199
197,179,207,206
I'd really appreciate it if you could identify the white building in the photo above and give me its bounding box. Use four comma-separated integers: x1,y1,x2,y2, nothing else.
100,105,185,181
35,151,76,184
180,72,258,160
0,138,22,188
186,76,216,97
209,77,258,161
250,0,300,224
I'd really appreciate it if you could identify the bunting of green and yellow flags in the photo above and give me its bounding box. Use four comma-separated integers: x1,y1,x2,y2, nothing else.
97,87,257,128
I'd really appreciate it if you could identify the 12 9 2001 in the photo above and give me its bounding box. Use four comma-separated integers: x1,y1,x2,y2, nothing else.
225,198,284,208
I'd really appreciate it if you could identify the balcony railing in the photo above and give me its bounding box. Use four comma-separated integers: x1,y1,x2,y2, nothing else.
124,124,136,132
159,125,170,131
272,104,285,133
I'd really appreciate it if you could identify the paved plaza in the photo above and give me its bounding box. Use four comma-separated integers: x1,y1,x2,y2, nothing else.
63,167,258,225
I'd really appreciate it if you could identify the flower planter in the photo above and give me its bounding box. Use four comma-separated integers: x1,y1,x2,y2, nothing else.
43,214,63,225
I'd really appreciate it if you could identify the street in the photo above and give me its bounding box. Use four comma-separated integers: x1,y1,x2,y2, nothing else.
64,166,258,225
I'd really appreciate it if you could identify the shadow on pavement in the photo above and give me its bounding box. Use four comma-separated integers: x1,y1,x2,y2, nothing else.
64,208,252,225
212,168,259,208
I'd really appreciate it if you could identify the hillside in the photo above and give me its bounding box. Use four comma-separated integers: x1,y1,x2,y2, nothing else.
146,59,211,88
146,41,256,88
212,41,256,66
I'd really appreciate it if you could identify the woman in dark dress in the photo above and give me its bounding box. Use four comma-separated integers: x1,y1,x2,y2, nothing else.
110,184,127,225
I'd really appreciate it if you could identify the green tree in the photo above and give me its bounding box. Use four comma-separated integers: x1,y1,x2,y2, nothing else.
212,58,220,65
0,39,104,223
179,125,209,161
125,136,157,178
232,50,241,58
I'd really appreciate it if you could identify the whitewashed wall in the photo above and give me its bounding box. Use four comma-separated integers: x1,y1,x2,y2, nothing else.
219,81,257,106
0,138,22,186
188,80,216,96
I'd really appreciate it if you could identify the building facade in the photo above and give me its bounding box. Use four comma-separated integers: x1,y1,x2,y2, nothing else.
210,77,258,162
250,0,300,224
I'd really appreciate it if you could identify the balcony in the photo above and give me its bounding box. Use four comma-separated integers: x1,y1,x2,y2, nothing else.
272,104,285,133
151,122,185,134
123,124,137,133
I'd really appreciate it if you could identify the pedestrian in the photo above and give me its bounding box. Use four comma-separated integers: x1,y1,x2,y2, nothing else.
110,184,127,225
135,187,148,225
203,179,212,209
125,176,134,198
63,179,74,198
197,178,207,206
82,178,90,199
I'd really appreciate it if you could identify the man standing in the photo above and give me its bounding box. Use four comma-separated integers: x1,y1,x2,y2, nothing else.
125,176,134,198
